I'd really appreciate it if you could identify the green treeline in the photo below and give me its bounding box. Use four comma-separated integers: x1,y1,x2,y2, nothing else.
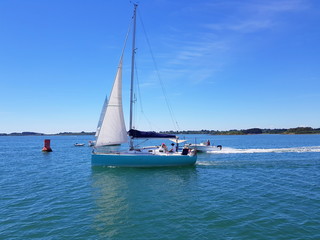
1,127,320,136
163,127,320,135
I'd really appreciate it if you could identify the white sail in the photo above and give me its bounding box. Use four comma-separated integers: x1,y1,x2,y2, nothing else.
95,95,108,137
95,58,127,147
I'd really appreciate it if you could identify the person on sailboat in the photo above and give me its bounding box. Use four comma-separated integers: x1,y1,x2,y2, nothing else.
161,143,168,152
169,143,175,153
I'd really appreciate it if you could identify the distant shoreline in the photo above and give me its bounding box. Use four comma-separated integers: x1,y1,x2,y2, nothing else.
0,131,96,137
161,127,320,135
1,127,320,136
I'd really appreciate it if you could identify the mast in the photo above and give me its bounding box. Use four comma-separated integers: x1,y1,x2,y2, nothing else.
129,3,138,149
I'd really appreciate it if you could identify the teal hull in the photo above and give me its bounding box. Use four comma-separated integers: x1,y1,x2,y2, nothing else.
91,153,197,167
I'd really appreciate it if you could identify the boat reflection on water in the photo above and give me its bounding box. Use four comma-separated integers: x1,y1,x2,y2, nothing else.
90,167,198,238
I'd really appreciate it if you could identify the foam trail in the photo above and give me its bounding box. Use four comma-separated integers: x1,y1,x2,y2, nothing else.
207,146,320,154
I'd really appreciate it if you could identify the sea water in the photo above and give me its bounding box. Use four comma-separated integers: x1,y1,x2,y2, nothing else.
1,134,319,239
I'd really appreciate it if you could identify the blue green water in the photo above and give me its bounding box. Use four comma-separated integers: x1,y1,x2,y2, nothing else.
1,134,320,239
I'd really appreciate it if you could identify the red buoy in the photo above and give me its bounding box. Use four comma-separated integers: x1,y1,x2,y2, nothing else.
42,139,52,152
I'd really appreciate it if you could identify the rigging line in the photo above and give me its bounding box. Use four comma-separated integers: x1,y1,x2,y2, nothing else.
120,17,132,62
133,138,150,149
137,9,180,131
134,60,154,131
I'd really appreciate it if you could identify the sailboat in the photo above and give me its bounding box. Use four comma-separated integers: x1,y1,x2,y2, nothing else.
91,4,197,167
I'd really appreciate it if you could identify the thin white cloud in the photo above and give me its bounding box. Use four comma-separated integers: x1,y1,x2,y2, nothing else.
206,19,273,33
159,38,228,85
251,0,309,14
205,0,308,14
139,0,311,86
166,38,229,65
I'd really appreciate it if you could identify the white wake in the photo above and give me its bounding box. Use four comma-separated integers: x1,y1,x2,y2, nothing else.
207,146,320,154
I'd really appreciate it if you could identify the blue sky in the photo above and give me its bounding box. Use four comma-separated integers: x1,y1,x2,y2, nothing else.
1,0,319,134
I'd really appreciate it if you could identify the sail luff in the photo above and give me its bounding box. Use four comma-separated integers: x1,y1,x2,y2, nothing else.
95,95,108,137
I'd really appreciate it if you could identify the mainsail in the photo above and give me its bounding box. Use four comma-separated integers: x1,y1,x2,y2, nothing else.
95,58,127,147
